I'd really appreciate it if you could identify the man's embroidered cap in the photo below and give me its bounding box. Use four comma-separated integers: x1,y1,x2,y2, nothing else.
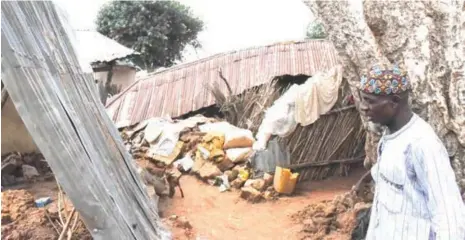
359,63,410,95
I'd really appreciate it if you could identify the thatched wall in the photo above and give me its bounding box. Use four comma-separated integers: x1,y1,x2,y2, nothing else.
281,106,365,181
211,75,366,181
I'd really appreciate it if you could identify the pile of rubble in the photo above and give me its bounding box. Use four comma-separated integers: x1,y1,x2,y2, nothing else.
122,115,282,203
292,184,373,240
1,189,91,240
1,152,53,187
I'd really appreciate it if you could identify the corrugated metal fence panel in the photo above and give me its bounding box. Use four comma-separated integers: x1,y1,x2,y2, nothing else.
1,1,169,239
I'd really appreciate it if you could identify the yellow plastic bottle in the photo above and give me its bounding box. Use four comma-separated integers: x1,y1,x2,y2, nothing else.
273,166,299,194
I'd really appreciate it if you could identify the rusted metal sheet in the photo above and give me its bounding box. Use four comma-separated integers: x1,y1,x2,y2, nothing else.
106,40,340,128
1,1,168,239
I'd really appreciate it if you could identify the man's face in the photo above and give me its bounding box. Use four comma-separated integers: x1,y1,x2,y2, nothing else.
359,91,396,125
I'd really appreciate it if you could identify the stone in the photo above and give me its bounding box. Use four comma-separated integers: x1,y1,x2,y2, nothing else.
21,165,39,179
263,189,279,201
1,162,17,175
240,187,264,203
251,179,266,191
137,167,167,195
224,170,238,182
263,173,273,187
232,164,245,172
198,162,222,180
231,178,246,189
192,153,206,174
216,158,235,172
244,179,254,188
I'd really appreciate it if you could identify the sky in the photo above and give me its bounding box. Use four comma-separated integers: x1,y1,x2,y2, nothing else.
55,0,313,63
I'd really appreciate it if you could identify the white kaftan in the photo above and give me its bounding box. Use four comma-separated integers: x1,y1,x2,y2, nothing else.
366,114,465,240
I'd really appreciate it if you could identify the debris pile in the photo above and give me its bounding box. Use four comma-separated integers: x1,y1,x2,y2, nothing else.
1,152,53,187
1,190,91,240
121,115,286,203
292,184,373,240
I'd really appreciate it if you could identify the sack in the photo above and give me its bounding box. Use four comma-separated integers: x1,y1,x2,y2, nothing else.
199,122,255,149
224,136,254,149
226,148,253,163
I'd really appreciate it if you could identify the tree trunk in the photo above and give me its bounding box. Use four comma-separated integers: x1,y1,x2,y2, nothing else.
303,0,465,196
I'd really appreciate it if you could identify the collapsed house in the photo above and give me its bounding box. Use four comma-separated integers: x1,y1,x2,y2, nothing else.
106,40,366,186
73,29,140,103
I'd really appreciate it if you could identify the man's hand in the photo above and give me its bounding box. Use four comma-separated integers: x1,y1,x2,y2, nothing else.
351,170,372,196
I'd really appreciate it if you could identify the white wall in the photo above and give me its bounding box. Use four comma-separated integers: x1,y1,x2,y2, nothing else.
1,98,39,154
93,66,137,93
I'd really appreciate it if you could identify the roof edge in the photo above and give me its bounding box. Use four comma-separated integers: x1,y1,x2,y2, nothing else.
138,39,331,81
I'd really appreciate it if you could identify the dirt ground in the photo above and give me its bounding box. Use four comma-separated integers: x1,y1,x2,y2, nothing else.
160,166,366,240
1,181,91,240
1,166,365,240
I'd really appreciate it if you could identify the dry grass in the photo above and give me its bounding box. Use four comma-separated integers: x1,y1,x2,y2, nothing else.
206,80,286,133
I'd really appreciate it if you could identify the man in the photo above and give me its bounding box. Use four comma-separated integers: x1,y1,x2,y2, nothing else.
358,63,465,239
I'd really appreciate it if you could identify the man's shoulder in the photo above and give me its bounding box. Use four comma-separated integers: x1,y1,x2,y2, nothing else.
410,116,445,151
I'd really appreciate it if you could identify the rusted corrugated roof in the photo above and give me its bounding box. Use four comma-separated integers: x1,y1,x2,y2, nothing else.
106,40,339,128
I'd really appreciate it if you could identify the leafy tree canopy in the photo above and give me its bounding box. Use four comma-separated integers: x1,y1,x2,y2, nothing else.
96,1,204,71
306,20,326,39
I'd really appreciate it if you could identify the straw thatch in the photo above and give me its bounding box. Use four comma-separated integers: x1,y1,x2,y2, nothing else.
282,106,365,181
208,76,366,181
205,78,287,132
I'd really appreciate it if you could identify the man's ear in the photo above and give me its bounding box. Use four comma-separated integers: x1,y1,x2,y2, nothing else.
390,95,401,108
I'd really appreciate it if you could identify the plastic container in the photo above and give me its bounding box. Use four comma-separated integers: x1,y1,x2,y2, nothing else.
35,197,52,208
273,166,299,194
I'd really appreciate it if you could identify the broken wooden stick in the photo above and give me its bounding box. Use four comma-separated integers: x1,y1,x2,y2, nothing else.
67,212,80,240
167,170,184,198
58,207,76,240
44,209,60,235
56,181,65,227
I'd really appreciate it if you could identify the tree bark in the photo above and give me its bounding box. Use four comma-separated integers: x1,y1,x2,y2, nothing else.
303,0,465,195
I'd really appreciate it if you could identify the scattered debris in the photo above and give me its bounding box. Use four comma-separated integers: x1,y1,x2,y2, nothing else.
1,152,53,187
121,114,308,203
22,165,40,179
174,155,194,172
1,189,91,240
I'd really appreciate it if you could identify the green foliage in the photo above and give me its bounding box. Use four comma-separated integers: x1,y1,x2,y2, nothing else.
96,1,203,70
306,21,326,39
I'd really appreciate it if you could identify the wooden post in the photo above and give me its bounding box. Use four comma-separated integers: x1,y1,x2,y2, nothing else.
1,1,169,239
